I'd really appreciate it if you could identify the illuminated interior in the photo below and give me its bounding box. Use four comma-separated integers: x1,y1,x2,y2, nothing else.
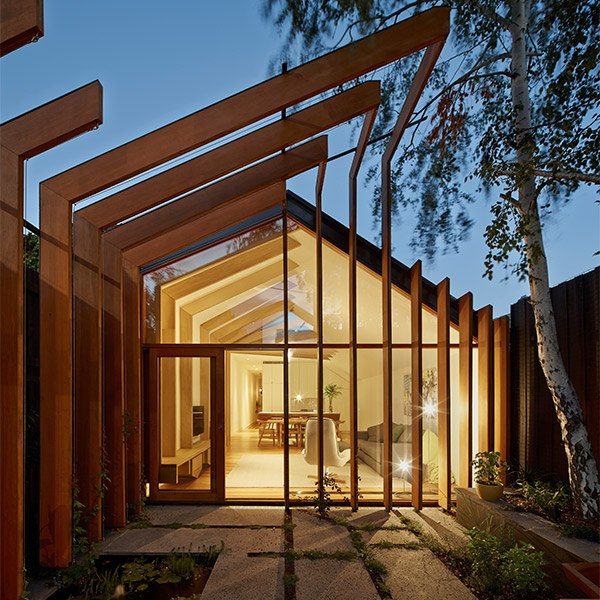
145,209,478,503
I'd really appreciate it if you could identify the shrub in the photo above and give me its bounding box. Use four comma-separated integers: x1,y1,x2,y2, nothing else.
472,451,506,486
465,528,548,599
518,479,570,520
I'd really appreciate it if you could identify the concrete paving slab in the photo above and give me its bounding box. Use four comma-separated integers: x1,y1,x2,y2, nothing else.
202,553,285,600
144,504,285,526
292,510,355,553
374,547,476,600
364,525,420,546
101,526,283,555
295,558,380,600
397,507,469,548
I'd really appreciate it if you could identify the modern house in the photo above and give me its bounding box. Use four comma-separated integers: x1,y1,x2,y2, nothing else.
1,5,512,597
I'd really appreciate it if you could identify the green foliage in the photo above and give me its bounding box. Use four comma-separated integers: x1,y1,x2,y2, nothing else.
263,0,599,278
323,383,342,411
56,547,220,599
24,232,39,271
557,521,599,543
311,472,349,515
508,477,599,542
465,528,549,599
518,479,570,519
472,451,506,486
348,528,391,598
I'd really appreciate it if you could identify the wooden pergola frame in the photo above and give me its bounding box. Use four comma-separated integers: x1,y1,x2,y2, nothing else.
95,139,326,527
30,6,506,567
37,7,450,566
73,84,371,531
0,81,102,598
0,0,43,56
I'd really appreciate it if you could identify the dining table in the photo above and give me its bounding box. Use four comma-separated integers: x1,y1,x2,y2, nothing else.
256,411,342,447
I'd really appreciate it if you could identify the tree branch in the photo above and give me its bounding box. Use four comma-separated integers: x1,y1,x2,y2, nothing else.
498,168,600,184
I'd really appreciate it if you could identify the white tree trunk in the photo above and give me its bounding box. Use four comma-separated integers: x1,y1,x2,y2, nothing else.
509,0,599,518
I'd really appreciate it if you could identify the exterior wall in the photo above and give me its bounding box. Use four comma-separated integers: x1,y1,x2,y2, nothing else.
510,267,599,481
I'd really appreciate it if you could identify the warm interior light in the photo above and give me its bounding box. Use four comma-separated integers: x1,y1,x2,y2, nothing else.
287,349,293,360
398,459,410,473
423,402,436,418
295,394,303,401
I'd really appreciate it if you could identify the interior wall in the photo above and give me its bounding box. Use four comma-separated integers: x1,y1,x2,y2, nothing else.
229,353,259,432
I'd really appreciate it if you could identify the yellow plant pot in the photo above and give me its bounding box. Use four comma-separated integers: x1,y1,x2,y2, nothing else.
476,482,504,502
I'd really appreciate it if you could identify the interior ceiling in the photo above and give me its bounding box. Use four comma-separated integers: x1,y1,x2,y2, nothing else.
151,219,459,345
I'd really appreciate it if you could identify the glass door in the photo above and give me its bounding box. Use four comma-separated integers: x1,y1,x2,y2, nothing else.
146,346,225,502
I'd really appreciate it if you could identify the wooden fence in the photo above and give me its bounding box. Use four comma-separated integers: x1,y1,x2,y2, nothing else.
510,267,599,482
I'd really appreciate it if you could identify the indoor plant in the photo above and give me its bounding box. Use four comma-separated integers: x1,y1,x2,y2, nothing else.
323,383,342,413
472,451,507,501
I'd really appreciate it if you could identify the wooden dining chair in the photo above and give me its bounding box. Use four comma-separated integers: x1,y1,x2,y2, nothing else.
258,419,278,446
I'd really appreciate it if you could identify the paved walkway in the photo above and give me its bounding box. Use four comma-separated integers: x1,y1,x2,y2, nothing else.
101,506,476,599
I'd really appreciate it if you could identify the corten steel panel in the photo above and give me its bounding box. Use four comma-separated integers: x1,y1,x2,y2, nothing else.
316,161,326,503
410,261,423,510
39,9,448,535
0,0,43,56
102,239,127,528
458,293,473,488
122,260,142,515
477,305,494,452
349,110,377,509
437,278,451,510
0,82,102,590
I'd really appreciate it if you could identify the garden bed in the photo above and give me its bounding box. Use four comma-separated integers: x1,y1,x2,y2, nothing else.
48,551,219,599
456,487,599,598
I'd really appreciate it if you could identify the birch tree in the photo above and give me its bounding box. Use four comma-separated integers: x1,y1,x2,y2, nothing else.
264,0,600,517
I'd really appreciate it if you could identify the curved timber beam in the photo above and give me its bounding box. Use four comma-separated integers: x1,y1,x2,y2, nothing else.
0,81,102,583
39,8,448,543
0,0,43,56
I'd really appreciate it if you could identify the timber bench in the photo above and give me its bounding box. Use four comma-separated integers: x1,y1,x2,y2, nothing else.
159,440,211,484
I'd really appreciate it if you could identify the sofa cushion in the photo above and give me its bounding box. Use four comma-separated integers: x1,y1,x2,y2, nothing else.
392,423,405,443
398,425,411,442
367,422,405,442
367,423,383,442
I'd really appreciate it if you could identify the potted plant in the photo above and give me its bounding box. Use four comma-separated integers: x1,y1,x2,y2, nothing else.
472,451,507,502
323,383,342,413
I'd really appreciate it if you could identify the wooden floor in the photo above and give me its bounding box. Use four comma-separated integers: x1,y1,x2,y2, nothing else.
159,427,439,502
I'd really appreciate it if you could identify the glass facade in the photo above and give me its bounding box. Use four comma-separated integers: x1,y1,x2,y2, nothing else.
143,212,469,504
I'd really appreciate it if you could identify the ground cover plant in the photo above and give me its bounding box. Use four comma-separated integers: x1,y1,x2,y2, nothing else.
52,548,220,599
506,477,600,543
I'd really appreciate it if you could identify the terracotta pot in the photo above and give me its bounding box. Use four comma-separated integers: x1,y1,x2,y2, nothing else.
476,482,504,502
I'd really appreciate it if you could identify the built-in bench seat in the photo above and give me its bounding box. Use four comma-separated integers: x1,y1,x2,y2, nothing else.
159,440,211,484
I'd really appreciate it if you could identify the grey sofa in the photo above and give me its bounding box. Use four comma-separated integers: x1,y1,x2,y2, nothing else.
357,421,438,481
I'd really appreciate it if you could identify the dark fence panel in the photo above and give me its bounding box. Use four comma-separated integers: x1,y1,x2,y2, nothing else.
25,267,40,570
510,267,600,482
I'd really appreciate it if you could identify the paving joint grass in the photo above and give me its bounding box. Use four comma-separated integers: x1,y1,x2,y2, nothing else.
283,511,297,600
248,549,358,561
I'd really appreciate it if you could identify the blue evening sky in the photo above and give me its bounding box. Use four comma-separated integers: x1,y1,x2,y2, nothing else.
1,1,598,315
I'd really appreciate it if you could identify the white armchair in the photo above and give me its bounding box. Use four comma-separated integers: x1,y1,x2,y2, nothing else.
303,418,350,477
